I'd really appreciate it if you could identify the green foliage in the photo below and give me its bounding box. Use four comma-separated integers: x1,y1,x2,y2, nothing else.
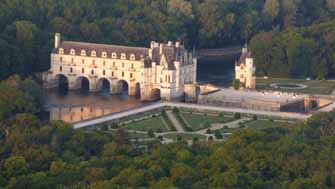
233,79,241,90
0,0,335,79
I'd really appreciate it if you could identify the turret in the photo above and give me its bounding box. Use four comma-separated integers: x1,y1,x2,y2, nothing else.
55,33,61,49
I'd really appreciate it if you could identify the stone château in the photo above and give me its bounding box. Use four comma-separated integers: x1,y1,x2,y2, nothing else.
43,33,197,101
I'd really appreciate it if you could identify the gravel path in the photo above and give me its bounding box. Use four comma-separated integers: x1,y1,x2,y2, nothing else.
166,111,185,132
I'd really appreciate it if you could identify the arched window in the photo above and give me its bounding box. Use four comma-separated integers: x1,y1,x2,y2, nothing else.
131,63,134,69
91,51,96,57
81,50,86,56
59,66,62,72
59,48,64,54
103,70,106,75
71,58,74,63
103,61,106,66
91,70,94,75
82,59,85,64
122,63,125,67
122,72,124,77
70,49,75,55
82,68,85,73
112,71,114,77
70,67,73,73
130,73,133,78
121,53,126,59
113,62,115,67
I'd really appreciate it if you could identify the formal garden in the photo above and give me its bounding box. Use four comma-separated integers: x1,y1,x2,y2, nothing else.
94,107,298,144
256,78,335,95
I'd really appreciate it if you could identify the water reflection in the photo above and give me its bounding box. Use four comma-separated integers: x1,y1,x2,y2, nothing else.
197,55,237,87
46,90,146,123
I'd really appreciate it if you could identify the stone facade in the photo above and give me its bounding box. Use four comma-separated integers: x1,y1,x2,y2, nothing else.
235,46,256,89
43,33,197,101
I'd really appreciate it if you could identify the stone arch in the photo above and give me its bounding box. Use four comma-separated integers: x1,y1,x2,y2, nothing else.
76,76,90,92
151,88,161,101
55,74,69,92
97,77,111,93
117,80,129,95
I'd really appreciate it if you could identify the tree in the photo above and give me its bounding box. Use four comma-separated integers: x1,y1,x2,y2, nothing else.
233,79,241,90
4,156,28,178
263,0,280,24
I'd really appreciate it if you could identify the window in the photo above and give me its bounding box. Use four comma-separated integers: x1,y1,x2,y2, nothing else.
103,61,106,66
59,48,64,54
59,66,62,72
130,54,135,60
240,74,244,78
102,52,107,58
81,50,86,56
160,78,163,83
121,53,126,59
112,71,114,77
130,73,133,78
70,67,73,73
91,70,94,75
122,63,124,67
122,72,124,77
131,64,134,69
91,51,96,57
70,49,75,55
71,58,74,63
82,68,85,73
82,59,85,64
103,70,106,75
113,62,115,67
60,57,63,62
112,53,117,59
92,60,95,65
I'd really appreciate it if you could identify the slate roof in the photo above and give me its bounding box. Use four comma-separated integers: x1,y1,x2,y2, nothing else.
236,49,252,66
53,41,148,60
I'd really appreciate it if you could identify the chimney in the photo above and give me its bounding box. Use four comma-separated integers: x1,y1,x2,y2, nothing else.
55,33,61,48
175,42,180,48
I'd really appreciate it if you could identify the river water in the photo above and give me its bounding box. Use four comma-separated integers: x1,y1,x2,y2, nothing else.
46,55,238,123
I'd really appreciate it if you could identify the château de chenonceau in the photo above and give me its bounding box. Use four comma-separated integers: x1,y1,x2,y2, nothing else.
43,33,197,101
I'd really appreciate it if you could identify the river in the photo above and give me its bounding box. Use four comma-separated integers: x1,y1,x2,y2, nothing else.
46,55,238,123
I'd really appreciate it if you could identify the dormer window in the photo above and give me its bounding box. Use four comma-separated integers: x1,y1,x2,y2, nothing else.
112,53,117,59
91,51,96,57
102,52,107,58
70,49,75,55
59,48,64,54
121,53,126,60
130,54,135,60
81,50,86,56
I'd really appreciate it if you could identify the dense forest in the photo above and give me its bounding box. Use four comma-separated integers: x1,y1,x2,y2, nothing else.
0,76,334,188
1,0,335,79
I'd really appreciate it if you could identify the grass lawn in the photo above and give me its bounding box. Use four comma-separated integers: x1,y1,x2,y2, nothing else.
122,116,169,132
181,112,235,131
163,133,207,141
245,120,295,130
256,78,335,94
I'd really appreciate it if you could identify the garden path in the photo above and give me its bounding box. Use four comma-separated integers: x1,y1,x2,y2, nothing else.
166,111,185,132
